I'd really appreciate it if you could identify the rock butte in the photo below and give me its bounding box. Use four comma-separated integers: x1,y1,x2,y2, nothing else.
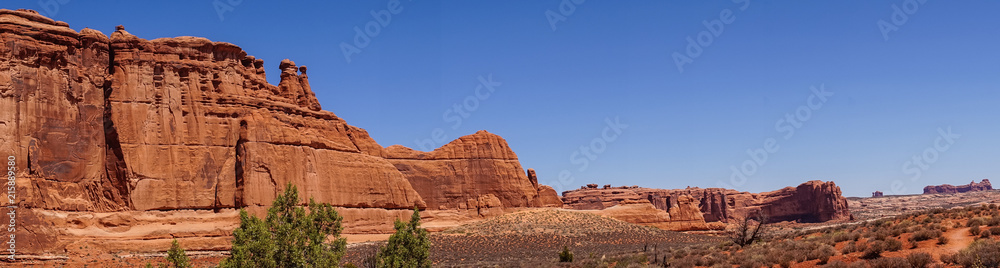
561,180,852,229
0,9,560,256
923,179,992,195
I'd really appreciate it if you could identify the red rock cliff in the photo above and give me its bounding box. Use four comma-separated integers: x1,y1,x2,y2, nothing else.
0,9,560,255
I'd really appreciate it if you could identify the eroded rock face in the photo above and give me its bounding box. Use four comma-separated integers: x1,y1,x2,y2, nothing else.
562,180,851,227
923,179,992,194
0,9,561,255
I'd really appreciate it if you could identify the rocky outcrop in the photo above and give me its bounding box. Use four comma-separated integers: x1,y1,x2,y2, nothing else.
561,186,708,231
562,180,851,227
0,9,559,256
872,191,884,197
923,179,992,194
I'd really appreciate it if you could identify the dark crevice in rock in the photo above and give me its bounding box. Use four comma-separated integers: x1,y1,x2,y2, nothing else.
102,44,133,210
234,120,247,208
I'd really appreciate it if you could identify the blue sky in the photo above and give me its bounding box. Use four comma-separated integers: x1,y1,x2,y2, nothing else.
11,1,999,197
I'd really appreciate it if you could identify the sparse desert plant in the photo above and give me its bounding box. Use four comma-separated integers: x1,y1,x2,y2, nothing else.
912,229,942,241
861,241,884,259
989,226,1000,235
937,236,949,245
954,239,1000,267
970,225,981,236
981,229,993,238
906,252,933,268
939,252,957,264
727,210,770,247
558,246,573,262
967,217,987,227
869,257,910,268
883,238,903,251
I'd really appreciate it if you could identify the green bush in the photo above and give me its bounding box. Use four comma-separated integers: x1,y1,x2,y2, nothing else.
377,207,432,268
166,239,191,268
219,183,347,268
558,246,573,262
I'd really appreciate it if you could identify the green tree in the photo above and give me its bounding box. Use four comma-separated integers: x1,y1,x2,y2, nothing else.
377,207,431,268
219,183,347,268
166,239,192,268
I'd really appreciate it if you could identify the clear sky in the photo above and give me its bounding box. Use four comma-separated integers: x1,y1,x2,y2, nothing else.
10,1,999,197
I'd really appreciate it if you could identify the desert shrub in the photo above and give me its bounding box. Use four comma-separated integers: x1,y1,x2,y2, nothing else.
822,260,863,268
697,252,730,267
883,238,903,251
832,231,853,243
989,226,1000,235
807,244,837,260
906,252,933,268
912,229,942,241
166,239,191,268
558,246,573,262
669,256,698,268
842,241,859,254
970,225,981,236
219,183,347,268
954,240,1000,267
967,217,987,227
869,257,910,268
861,241,884,259
988,217,1000,226
937,236,949,245
939,253,957,264
982,229,993,238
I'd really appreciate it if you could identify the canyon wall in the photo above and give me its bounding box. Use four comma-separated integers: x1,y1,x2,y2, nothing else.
0,9,559,256
923,179,992,194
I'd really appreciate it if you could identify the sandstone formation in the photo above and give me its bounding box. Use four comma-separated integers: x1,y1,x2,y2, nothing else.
563,180,851,227
0,9,560,256
923,179,992,194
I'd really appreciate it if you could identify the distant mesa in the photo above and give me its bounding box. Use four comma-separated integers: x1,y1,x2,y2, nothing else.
923,179,992,194
561,180,851,231
872,191,884,197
